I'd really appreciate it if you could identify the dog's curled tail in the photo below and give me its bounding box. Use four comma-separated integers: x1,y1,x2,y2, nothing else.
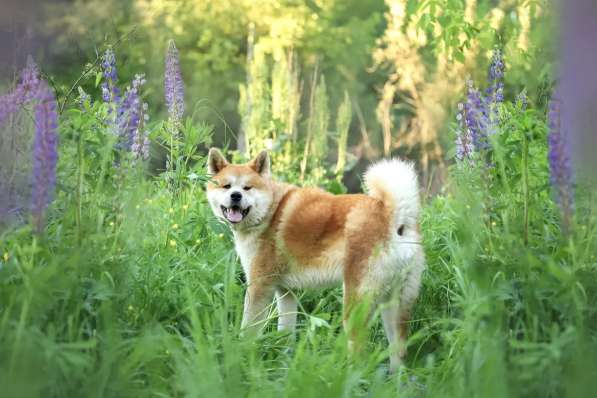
364,158,421,229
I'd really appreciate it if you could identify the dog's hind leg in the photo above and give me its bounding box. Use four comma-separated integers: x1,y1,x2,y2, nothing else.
381,301,409,373
276,288,297,335
382,253,424,372
342,281,376,357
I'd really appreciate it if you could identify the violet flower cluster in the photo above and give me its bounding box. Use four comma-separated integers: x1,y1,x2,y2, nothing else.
100,49,150,160
547,99,574,231
486,49,505,104
101,48,120,104
0,58,58,232
455,103,474,161
455,48,505,161
125,76,150,160
31,80,59,233
164,40,185,124
0,58,41,125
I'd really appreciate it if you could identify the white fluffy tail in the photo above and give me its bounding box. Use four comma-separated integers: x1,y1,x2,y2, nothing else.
364,158,421,228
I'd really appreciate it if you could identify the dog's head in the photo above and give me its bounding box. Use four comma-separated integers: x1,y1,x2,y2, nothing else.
205,148,273,230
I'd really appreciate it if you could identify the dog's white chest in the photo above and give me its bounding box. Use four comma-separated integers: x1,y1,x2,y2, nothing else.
233,231,262,279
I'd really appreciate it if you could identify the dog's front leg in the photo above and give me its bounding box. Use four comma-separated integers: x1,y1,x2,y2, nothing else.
275,288,297,335
240,282,274,337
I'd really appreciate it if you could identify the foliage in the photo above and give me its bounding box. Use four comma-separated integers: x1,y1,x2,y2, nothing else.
373,0,552,186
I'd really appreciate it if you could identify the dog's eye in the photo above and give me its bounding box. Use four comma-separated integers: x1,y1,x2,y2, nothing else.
222,184,231,189
243,186,252,191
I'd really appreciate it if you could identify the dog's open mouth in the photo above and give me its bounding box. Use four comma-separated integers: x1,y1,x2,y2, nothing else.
221,205,251,223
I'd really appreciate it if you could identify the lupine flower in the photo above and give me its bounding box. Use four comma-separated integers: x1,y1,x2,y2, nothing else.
481,48,504,142
164,40,185,122
0,58,41,126
31,80,58,233
455,103,474,161
19,57,42,103
457,48,505,159
547,99,574,233
131,102,150,160
99,49,150,160
118,74,146,150
101,48,120,104
100,48,123,149
464,80,490,151
486,48,505,104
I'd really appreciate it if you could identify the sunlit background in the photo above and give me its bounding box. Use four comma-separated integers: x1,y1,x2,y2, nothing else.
1,0,561,190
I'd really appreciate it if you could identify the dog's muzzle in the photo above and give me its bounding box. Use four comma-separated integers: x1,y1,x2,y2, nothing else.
221,205,251,223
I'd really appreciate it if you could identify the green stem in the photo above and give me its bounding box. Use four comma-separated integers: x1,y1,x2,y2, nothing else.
76,129,84,245
522,131,529,246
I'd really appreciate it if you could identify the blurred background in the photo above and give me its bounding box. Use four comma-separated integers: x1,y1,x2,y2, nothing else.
1,0,555,192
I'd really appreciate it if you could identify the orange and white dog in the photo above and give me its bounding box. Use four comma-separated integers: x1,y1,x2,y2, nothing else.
206,148,425,371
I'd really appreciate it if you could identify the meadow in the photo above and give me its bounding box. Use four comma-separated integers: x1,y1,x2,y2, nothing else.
1,1,597,397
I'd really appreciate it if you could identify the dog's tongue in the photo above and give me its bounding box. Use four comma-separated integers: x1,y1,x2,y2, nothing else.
227,208,243,223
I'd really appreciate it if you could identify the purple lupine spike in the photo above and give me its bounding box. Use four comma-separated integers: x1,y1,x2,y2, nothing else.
100,48,128,151
131,101,150,160
464,80,490,152
455,102,474,161
31,80,58,233
457,50,505,162
484,49,504,141
132,130,150,160
0,57,41,126
98,48,149,160
164,40,185,122
20,57,42,102
548,99,574,233
118,74,146,150
141,135,150,159
486,48,505,104
101,48,120,104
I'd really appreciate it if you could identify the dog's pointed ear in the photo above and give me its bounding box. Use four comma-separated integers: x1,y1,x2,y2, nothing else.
249,150,270,176
207,148,229,175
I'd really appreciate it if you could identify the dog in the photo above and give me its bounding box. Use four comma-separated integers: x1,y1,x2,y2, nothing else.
205,148,425,371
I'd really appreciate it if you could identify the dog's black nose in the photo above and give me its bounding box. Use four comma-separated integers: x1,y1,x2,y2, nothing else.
230,191,242,202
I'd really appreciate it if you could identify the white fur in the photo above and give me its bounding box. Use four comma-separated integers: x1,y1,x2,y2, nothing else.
276,289,298,332
282,260,344,290
364,158,420,228
233,230,263,278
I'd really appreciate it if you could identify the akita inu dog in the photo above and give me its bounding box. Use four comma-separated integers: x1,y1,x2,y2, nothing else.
205,148,425,371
